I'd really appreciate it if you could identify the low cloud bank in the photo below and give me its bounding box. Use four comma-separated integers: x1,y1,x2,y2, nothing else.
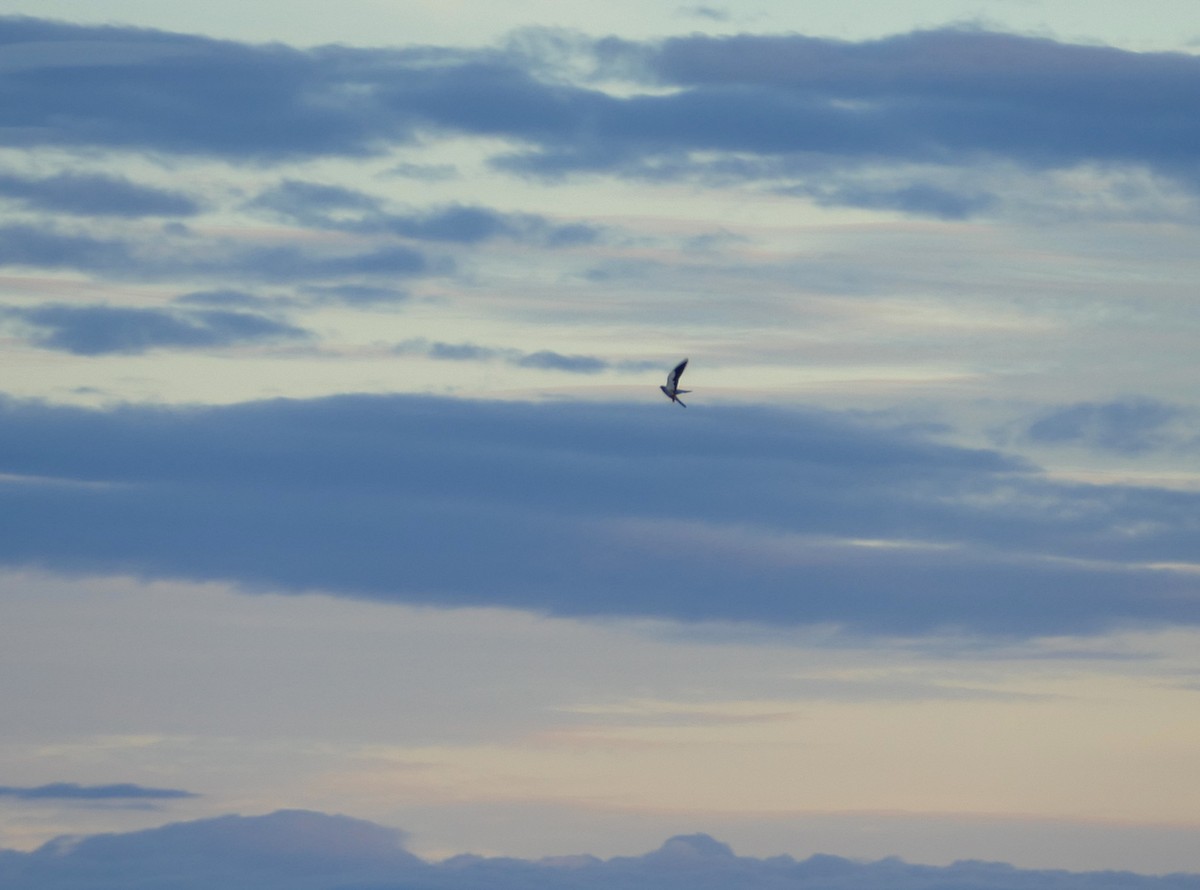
0,811,1194,890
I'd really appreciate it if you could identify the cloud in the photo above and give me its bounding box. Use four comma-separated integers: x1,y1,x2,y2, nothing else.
0,783,198,802
0,224,134,272
678,6,732,23
249,181,600,246
491,29,1200,196
245,179,382,225
6,17,1200,216
0,222,443,286
397,339,613,373
0,17,411,160
172,289,284,310
1025,399,1190,455
230,242,439,282
6,304,310,354
0,394,1198,640
388,161,460,180
423,340,502,361
0,810,422,890
376,205,600,246
0,171,200,217
792,179,998,220
642,29,1200,173
0,811,1190,889
300,283,410,305
514,350,608,373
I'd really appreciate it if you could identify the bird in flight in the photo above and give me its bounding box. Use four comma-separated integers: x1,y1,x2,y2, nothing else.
660,358,691,407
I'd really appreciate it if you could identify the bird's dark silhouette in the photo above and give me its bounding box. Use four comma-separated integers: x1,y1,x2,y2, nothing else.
660,359,690,407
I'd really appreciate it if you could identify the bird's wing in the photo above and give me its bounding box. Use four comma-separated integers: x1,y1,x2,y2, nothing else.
668,359,688,388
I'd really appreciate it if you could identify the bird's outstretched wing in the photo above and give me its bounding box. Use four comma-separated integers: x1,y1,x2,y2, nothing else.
667,358,688,389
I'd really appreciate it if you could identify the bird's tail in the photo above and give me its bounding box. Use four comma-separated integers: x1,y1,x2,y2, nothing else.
676,397,687,407
676,389,690,395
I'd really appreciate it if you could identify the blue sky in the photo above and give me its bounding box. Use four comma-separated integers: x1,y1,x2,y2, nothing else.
2,0,1200,882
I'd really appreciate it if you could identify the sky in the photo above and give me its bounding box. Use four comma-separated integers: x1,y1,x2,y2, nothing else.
2,0,1200,883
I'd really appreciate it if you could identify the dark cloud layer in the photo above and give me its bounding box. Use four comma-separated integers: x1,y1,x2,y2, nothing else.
4,17,1200,209
0,394,1197,639
0,783,198,802
0,810,1194,889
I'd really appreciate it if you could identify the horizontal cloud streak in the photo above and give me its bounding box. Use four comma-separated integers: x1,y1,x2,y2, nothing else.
0,783,198,801
397,339,617,373
0,394,1197,638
